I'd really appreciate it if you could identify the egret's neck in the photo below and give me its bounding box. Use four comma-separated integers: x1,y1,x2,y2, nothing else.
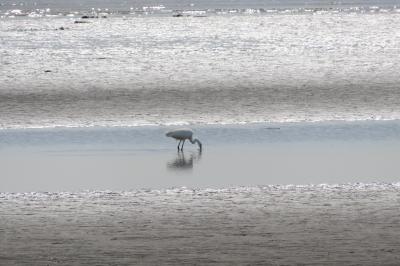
189,137,202,150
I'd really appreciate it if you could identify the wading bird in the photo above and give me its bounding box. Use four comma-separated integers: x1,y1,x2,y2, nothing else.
166,128,202,151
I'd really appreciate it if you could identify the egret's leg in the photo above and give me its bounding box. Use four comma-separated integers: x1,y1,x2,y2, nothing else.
177,140,181,150
181,140,185,150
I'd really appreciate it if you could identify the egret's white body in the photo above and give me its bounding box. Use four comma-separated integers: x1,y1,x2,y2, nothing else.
166,128,202,151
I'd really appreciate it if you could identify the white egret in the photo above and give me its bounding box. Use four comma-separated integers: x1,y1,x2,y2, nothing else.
166,128,202,151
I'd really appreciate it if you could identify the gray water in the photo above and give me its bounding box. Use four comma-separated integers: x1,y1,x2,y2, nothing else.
2,1,400,264
1,10,400,129
1,121,399,192
1,184,400,265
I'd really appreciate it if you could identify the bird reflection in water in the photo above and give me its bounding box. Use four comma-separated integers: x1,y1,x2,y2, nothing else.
167,150,202,171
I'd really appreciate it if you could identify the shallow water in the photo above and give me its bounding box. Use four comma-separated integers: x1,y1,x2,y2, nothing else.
1,184,400,265
2,1,400,263
2,124,399,265
0,121,399,192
